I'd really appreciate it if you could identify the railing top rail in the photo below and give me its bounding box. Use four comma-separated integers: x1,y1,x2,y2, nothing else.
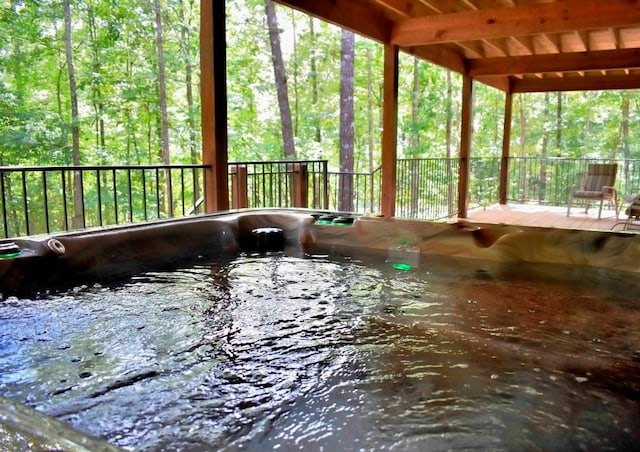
0,164,210,172
505,157,635,162
327,170,375,176
229,159,327,165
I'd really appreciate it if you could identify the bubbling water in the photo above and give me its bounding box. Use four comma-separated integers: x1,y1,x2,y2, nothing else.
1,253,639,450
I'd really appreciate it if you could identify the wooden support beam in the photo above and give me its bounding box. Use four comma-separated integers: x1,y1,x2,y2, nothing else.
381,44,399,218
274,0,391,43
458,75,474,218
391,0,640,46
200,0,229,212
406,43,467,74
475,75,511,92
511,73,640,93
499,91,513,205
468,48,640,77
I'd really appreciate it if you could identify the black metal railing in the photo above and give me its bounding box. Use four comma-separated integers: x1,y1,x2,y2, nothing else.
3,157,640,238
0,164,207,238
506,157,640,205
396,158,459,219
228,160,328,210
327,167,381,214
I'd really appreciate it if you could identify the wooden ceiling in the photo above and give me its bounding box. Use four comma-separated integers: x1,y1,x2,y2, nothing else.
273,0,640,93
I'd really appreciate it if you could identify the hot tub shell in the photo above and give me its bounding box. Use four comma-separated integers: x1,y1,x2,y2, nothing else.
1,209,640,297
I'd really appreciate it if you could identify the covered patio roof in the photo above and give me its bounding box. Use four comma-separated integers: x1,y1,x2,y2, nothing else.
274,0,640,93
199,1,640,220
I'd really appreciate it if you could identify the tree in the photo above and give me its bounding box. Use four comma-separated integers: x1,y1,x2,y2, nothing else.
339,28,355,212
264,0,295,158
63,0,84,229
153,0,171,214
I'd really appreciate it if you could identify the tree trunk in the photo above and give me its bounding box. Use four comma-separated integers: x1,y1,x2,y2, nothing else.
153,0,171,215
87,5,106,158
583,93,591,148
290,10,299,137
622,92,630,190
63,0,83,229
539,92,549,202
518,96,527,202
410,58,420,155
177,0,200,203
410,58,420,216
446,70,455,216
339,29,355,212
366,46,374,173
309,18,321,143
265,0,296,158
556,92,562,151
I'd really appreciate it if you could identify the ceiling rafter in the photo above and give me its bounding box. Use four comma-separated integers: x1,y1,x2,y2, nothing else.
576,30,590,51
511,35,535,54
391,0,640,46
483,38,509,56
468,48,640,77
456,41,485,58
510,74,640,93
370,0,438,18
610,28,620,49
538,33,561,54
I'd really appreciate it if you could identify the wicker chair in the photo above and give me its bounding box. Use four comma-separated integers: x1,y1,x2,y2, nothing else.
567,163,618,219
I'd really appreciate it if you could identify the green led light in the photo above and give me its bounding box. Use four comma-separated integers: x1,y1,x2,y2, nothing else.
0,251,21,259
392,263,412,271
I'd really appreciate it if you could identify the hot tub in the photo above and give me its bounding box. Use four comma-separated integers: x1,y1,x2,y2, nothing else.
1,210,640,450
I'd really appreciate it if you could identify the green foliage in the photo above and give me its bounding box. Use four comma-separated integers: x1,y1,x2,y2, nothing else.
0,0,638,171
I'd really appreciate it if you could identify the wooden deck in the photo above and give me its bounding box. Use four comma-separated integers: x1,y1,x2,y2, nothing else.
462,203,635,232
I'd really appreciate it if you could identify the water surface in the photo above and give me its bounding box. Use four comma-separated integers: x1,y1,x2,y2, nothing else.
1,253,639,450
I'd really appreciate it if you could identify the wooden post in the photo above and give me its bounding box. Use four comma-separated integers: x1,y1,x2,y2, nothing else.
458,75,474,218
200,0,229,212
291,163,309,208
230,165,248,209
381,44,399,218
499,91,513,205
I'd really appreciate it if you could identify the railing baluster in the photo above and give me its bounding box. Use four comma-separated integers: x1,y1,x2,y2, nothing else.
142,169,148,222
80,170,86,229
61,170,68,231
112,169,118,225
180,168,185,215
191,167,197,213
155,168,160,219
43,171,50,233
1,171,8,238
96,169,103,226
21,170,29,236
127,169,133,223
167,167,174,218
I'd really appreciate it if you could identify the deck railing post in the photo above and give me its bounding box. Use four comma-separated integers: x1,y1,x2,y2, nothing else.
291,162,308,208
230,164,249,209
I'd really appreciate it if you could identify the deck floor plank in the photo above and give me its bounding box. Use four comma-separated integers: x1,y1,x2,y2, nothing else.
462,203,634,232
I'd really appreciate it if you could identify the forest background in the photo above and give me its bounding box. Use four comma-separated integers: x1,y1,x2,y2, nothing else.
1,0,639,182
